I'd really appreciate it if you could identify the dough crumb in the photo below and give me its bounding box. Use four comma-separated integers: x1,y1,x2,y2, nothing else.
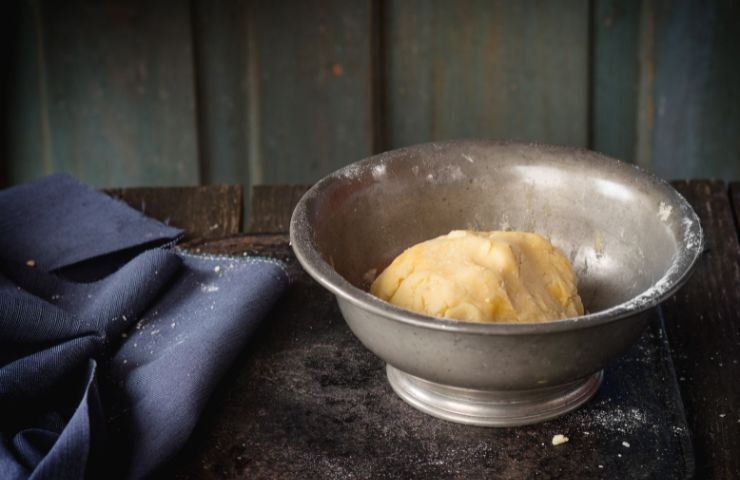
26,259,36,267
622,441,630,448
551,434,569,446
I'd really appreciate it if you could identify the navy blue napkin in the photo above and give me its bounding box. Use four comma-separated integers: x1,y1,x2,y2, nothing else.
0,174,183,272
0,175,289,479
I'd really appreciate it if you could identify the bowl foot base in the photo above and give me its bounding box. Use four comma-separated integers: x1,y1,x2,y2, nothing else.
386,365,603,427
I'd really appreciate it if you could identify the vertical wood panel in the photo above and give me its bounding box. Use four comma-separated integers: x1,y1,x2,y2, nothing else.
191,0,252,216
7,0,49,184
6,0,739,194
635,0,656,170
253,0,375,184
192,0,376,220
191,0,251,187
650,0,740,180
9,0,200,187
0,1,21,187
591,0,640,162
385,0,590,149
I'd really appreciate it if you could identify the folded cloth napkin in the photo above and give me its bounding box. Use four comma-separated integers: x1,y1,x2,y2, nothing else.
0,174,290,479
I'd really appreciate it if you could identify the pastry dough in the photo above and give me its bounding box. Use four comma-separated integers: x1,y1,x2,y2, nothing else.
370,230,584,323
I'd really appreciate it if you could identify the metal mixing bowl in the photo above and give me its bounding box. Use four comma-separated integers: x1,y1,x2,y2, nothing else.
290,140,703,426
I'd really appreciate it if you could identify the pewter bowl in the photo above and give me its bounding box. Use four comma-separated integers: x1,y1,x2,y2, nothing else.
290,140,703,426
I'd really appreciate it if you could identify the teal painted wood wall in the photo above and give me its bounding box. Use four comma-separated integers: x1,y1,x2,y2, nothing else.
3,0,739,216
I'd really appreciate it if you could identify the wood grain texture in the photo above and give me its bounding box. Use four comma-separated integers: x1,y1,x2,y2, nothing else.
5,0,740,200
191,0,252,214
6,0,50,183
104,185,242,239
731,182,740,239
591,0,640,162
190,0,375,223
0,1,20,187
251,0,375,184
384,0,590,149
662,180,740,480
247,185,309,233
8,0,200,187
180,234,294,270
650,0,740,180
634,0,656,170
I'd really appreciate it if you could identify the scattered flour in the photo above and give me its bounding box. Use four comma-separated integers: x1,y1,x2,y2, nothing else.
499,214,511,231
371,164,387,180
658,202,673,221
425,165,465,184
682,217,701,251
570,405,649,434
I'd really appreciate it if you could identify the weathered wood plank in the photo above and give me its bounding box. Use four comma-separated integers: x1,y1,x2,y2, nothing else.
180,234,296,274
634,0,656,170
591,0,640,162
731,182,740,238
0,1,20,188
191,0,252,218
385,0,590,148
6,0,50,184
247,185,309,233
105,185,242,239
8,0,200,187
662,180,740,480
190,0,375,223
183,233,289,253
649,0,740,179
251,0,375,184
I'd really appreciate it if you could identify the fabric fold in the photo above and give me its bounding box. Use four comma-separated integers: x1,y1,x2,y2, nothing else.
0,174,183,272
0,175,290,479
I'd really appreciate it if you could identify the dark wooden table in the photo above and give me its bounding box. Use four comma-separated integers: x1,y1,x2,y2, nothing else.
127,181,738,479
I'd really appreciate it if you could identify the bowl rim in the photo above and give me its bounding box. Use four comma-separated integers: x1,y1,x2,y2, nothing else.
289,139,705,335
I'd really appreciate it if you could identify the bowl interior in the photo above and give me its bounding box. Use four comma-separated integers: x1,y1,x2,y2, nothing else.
296,141,701,315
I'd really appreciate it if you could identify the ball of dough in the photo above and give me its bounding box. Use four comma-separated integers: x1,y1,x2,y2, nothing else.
370,230,584,324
